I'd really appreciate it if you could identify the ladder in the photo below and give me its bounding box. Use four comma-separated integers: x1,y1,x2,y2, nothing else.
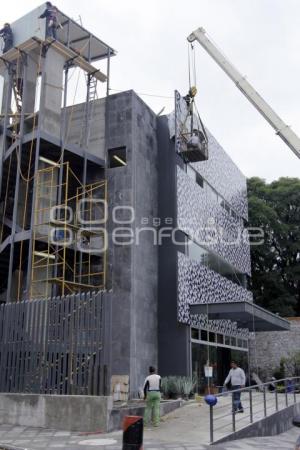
81,74,98,148
12,74,23,114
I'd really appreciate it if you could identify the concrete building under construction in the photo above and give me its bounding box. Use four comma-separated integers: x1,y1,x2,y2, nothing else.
0,4,289,404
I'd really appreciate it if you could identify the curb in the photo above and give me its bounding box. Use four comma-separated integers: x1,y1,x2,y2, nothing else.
0,445,26,450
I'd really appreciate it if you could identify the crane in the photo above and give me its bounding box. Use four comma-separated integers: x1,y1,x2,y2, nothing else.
187,27,300,159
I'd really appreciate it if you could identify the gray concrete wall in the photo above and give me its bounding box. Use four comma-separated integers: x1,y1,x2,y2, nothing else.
157,116,191,378
65,98,106,159
39,48,65,138
249,319,300,379
106,91,158,397
131,93,158,394
0,394,113,432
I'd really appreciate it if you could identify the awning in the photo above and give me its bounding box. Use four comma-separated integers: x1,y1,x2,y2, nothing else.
189,301,290,332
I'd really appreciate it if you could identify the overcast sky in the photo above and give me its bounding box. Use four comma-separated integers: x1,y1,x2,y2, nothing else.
2,0,300,181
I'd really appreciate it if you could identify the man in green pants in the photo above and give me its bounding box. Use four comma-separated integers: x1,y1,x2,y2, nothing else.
143,366,161,427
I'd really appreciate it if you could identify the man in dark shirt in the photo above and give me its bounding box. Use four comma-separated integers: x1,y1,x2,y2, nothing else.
0,23,13,53
39,2,59,40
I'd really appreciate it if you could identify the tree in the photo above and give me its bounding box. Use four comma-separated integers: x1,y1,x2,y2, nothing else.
247,177,300,317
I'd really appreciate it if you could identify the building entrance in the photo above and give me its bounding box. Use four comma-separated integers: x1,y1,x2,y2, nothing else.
191,340,248,394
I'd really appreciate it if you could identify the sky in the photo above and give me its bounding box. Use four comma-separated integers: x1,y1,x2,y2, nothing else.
2,0,300,181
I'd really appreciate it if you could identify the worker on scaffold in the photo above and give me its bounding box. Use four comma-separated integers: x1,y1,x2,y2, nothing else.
39,2,59,40
0,23,13,53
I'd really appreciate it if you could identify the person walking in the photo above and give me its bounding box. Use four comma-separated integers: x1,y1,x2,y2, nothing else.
224,360,246,413
0,23,13,53
143,366,161,427
39,2,59,40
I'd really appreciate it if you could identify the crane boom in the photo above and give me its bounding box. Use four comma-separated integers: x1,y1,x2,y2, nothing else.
187,27,300,159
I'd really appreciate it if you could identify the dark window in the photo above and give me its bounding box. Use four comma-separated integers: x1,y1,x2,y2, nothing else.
225,336,230,346
217,334,224,344
108,146,127,168
201,330,208,341
209,332,215,343
231,337,237,347
191,328,199,340
195,172,204,188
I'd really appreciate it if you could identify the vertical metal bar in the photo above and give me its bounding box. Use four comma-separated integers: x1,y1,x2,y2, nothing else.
263,387,267,417
102,293,112,396
103,181,108,288
275,384,279,411
232,394,236,432
249,389,253,423
209,404,214,444
0,65,13,200
106,48,111,97
68,293,75,395
294,381,297,404
62,294,70,395
66,20,70,47
88,34,92,63
285,380,288,407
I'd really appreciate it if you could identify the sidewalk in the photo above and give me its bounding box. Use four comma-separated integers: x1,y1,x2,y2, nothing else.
0,423,298,449
0,393,298,449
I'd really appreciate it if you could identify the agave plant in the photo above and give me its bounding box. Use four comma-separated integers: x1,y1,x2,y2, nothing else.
160,375,197,399
161,377,170,398
181,376,197,398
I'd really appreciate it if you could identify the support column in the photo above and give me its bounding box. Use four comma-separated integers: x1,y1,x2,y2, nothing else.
39,47,65,138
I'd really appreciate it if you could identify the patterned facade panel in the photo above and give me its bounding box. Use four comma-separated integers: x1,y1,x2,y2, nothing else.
190,315,250,339
177,252,252,337
177,166,251,275
192,131,248,220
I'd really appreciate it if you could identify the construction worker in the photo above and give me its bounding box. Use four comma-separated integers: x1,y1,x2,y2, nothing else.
39,2,59,40
0,23,13,53
143,366,161,427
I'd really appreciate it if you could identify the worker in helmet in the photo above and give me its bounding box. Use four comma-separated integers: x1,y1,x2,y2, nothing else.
0,23,13,53
39,2,59,40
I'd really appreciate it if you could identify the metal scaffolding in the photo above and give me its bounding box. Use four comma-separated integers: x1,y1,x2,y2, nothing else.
30,162,107,299
0,8,114,302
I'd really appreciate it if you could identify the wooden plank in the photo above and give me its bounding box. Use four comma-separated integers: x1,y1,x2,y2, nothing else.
50,40,107,82
0,39,39,74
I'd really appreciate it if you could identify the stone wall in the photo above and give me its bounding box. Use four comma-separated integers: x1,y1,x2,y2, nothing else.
249,318,300,379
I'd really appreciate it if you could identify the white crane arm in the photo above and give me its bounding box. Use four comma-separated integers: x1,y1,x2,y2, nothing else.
188,27,300,159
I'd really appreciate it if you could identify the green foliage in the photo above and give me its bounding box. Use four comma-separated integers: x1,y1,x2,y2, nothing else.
160,376,196,398
273,358,286,380
281,351,300,377
247,177,300,316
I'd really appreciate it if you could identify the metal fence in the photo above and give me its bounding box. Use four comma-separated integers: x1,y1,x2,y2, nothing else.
208,377,300,444
0,291,111,395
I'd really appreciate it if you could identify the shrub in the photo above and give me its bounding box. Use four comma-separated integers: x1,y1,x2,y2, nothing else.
161,376,196,399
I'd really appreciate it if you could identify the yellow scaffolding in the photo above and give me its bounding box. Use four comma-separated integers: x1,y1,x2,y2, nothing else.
30,161,107,299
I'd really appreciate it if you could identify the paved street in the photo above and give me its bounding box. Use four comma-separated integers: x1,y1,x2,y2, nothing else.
0,423,298,450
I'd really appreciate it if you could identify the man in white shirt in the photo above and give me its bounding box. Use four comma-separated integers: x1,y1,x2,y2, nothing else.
224,361,246,413
143,366,161,427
